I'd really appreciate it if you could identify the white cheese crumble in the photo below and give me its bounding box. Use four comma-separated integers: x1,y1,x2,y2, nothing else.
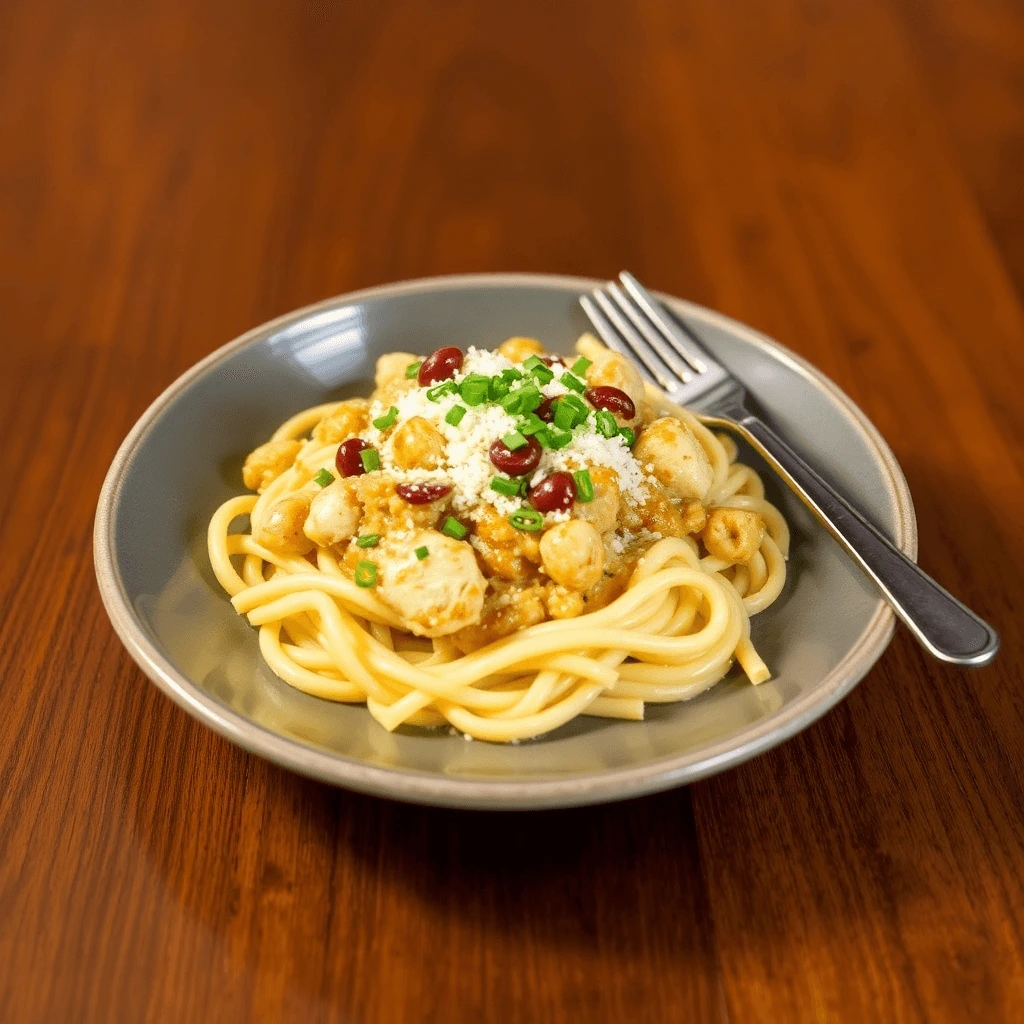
363,348,650,521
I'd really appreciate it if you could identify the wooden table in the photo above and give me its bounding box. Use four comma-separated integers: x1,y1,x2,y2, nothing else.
2,1,1022,1020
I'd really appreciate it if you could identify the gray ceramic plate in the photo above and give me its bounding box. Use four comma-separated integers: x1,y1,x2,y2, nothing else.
94,274,916,809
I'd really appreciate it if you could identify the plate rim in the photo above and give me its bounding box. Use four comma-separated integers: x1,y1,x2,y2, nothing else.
93,272,918,810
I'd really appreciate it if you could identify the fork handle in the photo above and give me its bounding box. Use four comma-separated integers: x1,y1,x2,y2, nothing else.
712,409,999,666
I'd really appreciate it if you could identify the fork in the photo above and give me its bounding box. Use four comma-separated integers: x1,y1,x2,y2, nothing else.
580,272,999,667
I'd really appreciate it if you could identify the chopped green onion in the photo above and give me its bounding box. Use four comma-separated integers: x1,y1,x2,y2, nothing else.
354,560,377,588
553,401,576,431
560,392,589,416
415,545,429,561
571,356,592,376
445,404,467,427
372,405,399,429
488,376,509,401
313,468,335,488
517,412,546,436
528,364,554,385
427,380,457,402
502,430,527,451
537,426,572,450
460,374,490,406
573,469,594,503
618,426,636,447
521,355,546,373
595,410,618,438
359,447,381,472
515,386,542,413
405,361,422,379
509,507,544,531
517,476,530,497
356,533,380,548
501,367,523,383
490,476,520,497
559,372,586,393
441,516,468,540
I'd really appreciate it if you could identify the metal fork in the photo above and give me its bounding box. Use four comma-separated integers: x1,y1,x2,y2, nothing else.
581,271,999,667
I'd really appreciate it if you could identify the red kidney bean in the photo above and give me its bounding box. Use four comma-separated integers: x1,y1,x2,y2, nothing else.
489,435,542,476
536,397,555,422
396,481,453,505
529,472,576,512
585,385,636,420
418,346,464,386
336,438,372,477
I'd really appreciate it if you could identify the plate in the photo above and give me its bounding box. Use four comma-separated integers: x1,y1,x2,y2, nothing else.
94,274,916,809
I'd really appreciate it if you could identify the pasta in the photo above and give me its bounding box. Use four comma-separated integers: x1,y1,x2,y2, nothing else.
207,333,789,742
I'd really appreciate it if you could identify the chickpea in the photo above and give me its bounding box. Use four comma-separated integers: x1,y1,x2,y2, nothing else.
303,479,362,547
702,508,765,563
498,336,545,364
242,439,302,493
540,520,605,590
545,584,585,619
390,416,446,470
254,492,315,555
573,466,620,534
311,399,371,445
375,530,486,637
374,352,418,390
633,417,714,501
585,352,645,425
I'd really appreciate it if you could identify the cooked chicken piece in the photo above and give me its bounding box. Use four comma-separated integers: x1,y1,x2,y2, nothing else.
633,417,713,501
375,530,486,637
303,478,362,547
254,492,315,555
311,399,371,445
374,352,418,390
702,507,765,563
498,336,544,363
449,581,548,653
242,439,302,493
472,506,542,581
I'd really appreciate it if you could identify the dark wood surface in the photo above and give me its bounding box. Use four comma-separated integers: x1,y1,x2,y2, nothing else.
2,1,1022,1020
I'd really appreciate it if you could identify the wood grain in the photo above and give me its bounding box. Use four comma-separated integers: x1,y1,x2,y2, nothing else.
1,1,1022,1020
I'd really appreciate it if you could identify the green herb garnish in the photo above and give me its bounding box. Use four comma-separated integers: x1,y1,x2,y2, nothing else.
445,404,467,427
571,356,592,376
427,380,457,402
509,508,544,532
502,430,527,451
441,516,468,540
372,405,398,429
490,476,520,497
618,426,636,447
415,546,429,561
356,534,380,548
354,560,378,588
313,468,335,488
595,410,618,438
405,361,422,379
359,448,381,472
573,469,594,503
559,372,586,394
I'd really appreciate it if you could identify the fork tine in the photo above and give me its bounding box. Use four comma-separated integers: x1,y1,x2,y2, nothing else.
606,282,696,383
589,289,681,394
619,271,710,373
